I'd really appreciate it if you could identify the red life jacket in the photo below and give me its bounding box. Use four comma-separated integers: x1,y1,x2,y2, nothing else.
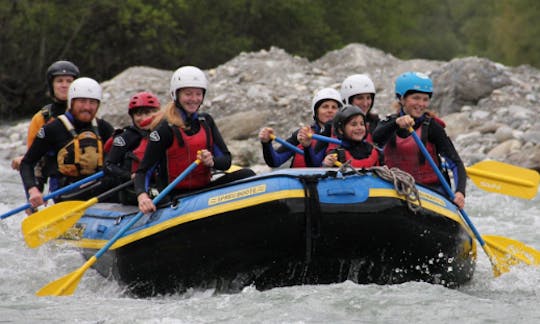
383,125,440,185
166,126,212,190
291,142,312,168
131,137,148,173
342,146,380,168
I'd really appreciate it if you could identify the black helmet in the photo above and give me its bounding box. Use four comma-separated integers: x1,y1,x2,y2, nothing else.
333,105,366,139
46,60,80,98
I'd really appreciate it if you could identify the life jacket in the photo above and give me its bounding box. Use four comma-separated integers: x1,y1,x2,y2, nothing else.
383,119,439,185
56,115,104,177
291,145,309,168
338,145,380,168
166,118,212,190
40,104,54,123
131,137,148,173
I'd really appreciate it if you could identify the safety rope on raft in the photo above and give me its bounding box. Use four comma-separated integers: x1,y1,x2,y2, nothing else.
337,161,422,213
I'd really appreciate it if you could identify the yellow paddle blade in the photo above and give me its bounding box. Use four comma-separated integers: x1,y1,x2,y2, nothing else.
22,198,98,248
225,164,243,173
466,160,539,199
483,234,540,275
36,256,97,296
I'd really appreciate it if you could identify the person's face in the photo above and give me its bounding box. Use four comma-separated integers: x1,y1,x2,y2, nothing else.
350,93,373,113
52,75,75,101
70,98,99,123
178,87,204,115
316,100,340,125
344,115,366,141
132,107,159,130
401,92,430,118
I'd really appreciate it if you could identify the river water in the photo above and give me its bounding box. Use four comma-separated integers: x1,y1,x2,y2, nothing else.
1,160,539,324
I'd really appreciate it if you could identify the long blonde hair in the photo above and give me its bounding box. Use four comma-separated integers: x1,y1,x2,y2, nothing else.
149,101,186,129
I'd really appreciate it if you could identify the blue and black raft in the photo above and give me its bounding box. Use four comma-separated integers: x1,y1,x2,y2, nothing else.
49,166,476,297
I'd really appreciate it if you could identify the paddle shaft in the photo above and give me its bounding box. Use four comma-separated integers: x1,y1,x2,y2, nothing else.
94,160,199,258
270,134,304,154
406,128,505,274
310,133,342,145
95,179,134,202
1,171,104,220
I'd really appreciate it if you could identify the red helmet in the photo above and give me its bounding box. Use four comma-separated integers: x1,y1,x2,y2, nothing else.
128,91,160,113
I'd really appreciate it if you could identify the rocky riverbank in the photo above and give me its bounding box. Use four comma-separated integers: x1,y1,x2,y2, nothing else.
3,43,540,171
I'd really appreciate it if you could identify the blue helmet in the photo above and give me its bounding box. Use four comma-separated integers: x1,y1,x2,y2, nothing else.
395,72,432,98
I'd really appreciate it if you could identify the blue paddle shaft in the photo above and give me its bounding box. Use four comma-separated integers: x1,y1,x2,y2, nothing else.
1,171,104,220
95,161,199,258
311,133,342,145
273,136,304,155
409,129,486,247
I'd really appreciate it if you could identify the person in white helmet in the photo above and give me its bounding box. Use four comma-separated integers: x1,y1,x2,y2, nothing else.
136,66,255,214
20,77,114,209
259,87,342,168
340,74,379,143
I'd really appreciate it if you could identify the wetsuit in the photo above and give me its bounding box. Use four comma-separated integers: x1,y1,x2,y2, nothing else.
262,123,331,168
104,126,149,204
20,112,114,201
26,101,68,191
134,111,254,197
372,113,466,196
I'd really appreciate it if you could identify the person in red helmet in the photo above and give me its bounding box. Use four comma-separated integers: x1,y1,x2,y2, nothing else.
103,91,161,204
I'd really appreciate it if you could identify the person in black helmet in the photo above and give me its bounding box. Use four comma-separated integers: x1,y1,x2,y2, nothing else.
320,105,381,168
11,60,80,188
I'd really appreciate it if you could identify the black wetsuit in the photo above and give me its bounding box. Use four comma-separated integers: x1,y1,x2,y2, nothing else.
372,113,466,196
134,112,255,198
20,113,114,201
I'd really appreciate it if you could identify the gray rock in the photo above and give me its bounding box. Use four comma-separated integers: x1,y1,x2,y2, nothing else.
4,43,540,171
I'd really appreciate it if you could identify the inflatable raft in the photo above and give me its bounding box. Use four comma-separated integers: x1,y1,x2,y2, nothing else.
57,167,476,297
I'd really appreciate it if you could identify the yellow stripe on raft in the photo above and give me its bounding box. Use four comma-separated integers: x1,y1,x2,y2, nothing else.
59,187,467,249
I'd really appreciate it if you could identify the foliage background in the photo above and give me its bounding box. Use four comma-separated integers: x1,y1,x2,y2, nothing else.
1,0,539,120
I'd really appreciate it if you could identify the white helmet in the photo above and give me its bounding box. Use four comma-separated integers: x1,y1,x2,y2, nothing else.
68,77,102,109
340,74,376,105
311,88,342,116
170,66,208,101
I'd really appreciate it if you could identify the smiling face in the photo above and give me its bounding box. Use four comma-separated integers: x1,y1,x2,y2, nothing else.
350,93,373,113
316,99,340,126
70,98,99,123
401,92,430,118
343,114,366,141
177,87,204,116
52,75,75,101
132,107,159,130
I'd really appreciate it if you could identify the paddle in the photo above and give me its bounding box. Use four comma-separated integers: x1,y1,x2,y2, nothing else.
1,171,105,220
312,133,539,200
22,180,134,248
465,160,539,200
408,127,540,276
269,134,304,154
36,158,201,296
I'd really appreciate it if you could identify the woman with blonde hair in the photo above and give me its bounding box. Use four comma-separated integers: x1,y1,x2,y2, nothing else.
135,66,254,214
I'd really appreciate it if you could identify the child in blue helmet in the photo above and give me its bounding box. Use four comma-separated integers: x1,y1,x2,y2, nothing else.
372,72,466,209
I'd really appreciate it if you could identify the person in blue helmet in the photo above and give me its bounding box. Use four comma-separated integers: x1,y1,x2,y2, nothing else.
372,72,466,209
